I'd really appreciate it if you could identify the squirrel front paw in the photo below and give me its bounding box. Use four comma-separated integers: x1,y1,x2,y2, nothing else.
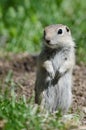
52,68,68,85
55,70,62,79
48,70,55,79
43,60,55,79
52,70,62,85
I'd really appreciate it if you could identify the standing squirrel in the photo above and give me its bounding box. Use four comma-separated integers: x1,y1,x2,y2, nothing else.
35,24,75,113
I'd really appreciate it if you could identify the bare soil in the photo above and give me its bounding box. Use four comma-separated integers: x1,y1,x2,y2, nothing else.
0,53,86,125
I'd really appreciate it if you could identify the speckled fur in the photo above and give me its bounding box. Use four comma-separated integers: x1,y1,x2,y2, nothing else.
35,24,75,113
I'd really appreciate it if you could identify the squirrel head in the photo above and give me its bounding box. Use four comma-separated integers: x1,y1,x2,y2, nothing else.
43,24,74,49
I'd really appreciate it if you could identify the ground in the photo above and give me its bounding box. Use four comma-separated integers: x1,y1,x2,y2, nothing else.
0,53,86,126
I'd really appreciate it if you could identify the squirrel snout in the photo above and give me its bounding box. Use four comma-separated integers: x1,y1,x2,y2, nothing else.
44,30,51,44
44,31,50,44
44,36,50,44
45,39,50,44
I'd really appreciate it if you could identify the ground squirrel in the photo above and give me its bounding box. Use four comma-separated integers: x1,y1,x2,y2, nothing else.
35,24,75,113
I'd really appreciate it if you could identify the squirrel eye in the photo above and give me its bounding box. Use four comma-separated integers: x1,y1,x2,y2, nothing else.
57,29,62,34
66,27,69,32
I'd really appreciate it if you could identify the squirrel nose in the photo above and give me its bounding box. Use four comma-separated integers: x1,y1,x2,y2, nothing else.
44,30,50,44
45,39,50,44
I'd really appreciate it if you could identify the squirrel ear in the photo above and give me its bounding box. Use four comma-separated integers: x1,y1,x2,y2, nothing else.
66,27,70,32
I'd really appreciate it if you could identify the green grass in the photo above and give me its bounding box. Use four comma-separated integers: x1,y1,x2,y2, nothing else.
0,71,79,130
0,71,64,130
0,96,65,130
0,0,86,63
